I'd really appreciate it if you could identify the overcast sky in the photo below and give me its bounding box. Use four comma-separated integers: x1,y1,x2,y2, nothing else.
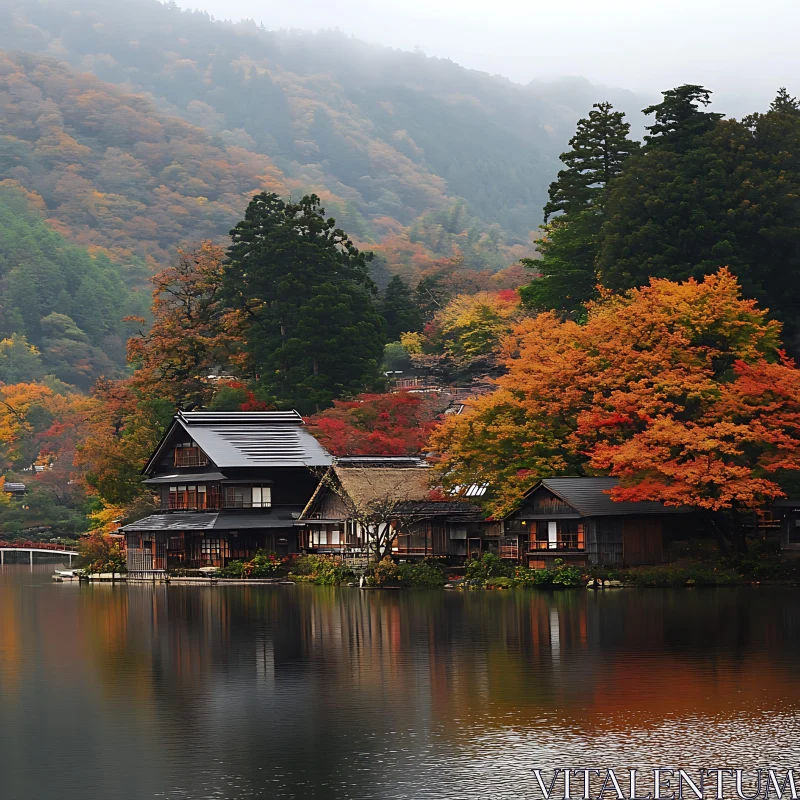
174,0,795,109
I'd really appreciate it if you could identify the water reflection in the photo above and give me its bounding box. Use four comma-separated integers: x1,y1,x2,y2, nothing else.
0,568,799,799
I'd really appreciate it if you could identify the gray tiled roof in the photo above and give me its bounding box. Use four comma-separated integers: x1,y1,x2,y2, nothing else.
537,477,689,517
179,411,303,425
143,471,227,484
122,513,218,531
214,510,302,530
122,510,304,532
394,500,483,516
147,411,333,470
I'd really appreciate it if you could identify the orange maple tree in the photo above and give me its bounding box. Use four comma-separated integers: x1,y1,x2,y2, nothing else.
431,269,800,548
126,242,248,408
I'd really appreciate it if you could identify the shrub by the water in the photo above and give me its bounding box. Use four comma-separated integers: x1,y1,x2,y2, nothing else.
289,555,354,585
217,551,283,578
365,557,447,588
78,532,126,574
464,552,513,585
514,559,583,588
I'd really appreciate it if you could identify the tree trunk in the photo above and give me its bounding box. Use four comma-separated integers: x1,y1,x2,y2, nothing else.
731,507,748,554
705,510,732,555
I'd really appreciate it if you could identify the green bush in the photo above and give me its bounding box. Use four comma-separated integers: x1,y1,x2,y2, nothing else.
218,559,248,578
366,556,400,586
620,565,739,587
289,554,353,585
78,532,126,574
396,558,447,588
364,557,447,588
217,551,283,579
513,565,539,588
514,558,583,588
249,552,282,577
465,552,513,585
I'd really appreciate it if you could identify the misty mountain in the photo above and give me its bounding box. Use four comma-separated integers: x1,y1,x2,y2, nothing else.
0,0,651,255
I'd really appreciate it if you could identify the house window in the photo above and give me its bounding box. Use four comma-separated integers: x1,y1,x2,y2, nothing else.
225,486,246,508
197,537,228,566
530,520,585,550
251,486,272,508
499,536,518,559
168,485,209,510
311,528,325,546
224,486,272,509
789,518,800,545
174,442,208,468
310,528,342,547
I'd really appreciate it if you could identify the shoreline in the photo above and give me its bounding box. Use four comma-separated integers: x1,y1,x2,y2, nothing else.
67,573,800,589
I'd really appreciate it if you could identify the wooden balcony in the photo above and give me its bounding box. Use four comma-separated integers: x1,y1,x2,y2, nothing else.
528,540,585,552
163,499,272,511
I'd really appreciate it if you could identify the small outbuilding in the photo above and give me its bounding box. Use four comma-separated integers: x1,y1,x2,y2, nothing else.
2,482,26,500
772,500,800,552
502,477,692,568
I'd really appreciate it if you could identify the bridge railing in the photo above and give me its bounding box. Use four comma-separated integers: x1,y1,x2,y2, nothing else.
0,541,78,551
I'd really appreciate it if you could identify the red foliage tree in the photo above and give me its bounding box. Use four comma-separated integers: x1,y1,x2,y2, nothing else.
306,392,443,456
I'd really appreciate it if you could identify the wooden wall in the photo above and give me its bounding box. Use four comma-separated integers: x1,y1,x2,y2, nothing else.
622,517,664,565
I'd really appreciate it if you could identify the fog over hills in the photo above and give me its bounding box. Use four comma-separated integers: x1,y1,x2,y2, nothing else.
175,0,795,117
0,0,789,292
0,0,656,278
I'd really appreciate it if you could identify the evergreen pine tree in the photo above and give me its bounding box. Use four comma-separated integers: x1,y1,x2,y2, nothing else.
544,102,639,221
769,87,800,115
380,276,423,340
523,102,638,314
223,193,386,413
519,212,598,316
598,86,800,351
642,84,722,151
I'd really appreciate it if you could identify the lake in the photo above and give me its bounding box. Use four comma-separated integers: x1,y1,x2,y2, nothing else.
1,565,800,800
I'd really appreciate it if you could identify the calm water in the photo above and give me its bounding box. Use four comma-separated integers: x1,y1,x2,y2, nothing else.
1,565,800,800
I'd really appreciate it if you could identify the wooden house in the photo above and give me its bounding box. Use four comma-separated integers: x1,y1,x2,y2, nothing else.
772,499,800,552
120,411,332,577
502,477,691,568
298,457,485,559
1,482,26,500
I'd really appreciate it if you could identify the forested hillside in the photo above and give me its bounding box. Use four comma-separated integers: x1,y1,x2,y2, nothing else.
0,51,288,268
0,183,146,387
0,0,647,281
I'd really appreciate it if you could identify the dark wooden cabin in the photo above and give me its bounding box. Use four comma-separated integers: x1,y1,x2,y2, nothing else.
773,499,800,552
502,477,691,568
120,411,332,577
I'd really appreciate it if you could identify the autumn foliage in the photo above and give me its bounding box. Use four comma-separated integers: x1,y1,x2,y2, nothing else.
127,242,247,408
306,392,443,456
431,270,800,540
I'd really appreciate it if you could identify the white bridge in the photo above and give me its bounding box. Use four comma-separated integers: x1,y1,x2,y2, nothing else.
0,546,79,566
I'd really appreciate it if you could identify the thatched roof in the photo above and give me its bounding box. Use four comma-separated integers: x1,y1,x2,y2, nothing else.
333,466,431,509
299,464,484,520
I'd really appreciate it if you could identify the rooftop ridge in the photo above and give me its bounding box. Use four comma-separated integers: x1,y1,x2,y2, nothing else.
177,410,304,425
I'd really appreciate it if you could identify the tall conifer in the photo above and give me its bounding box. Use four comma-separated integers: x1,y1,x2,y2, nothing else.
544,101,639,221
523,102,638,314
223,193,385,413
